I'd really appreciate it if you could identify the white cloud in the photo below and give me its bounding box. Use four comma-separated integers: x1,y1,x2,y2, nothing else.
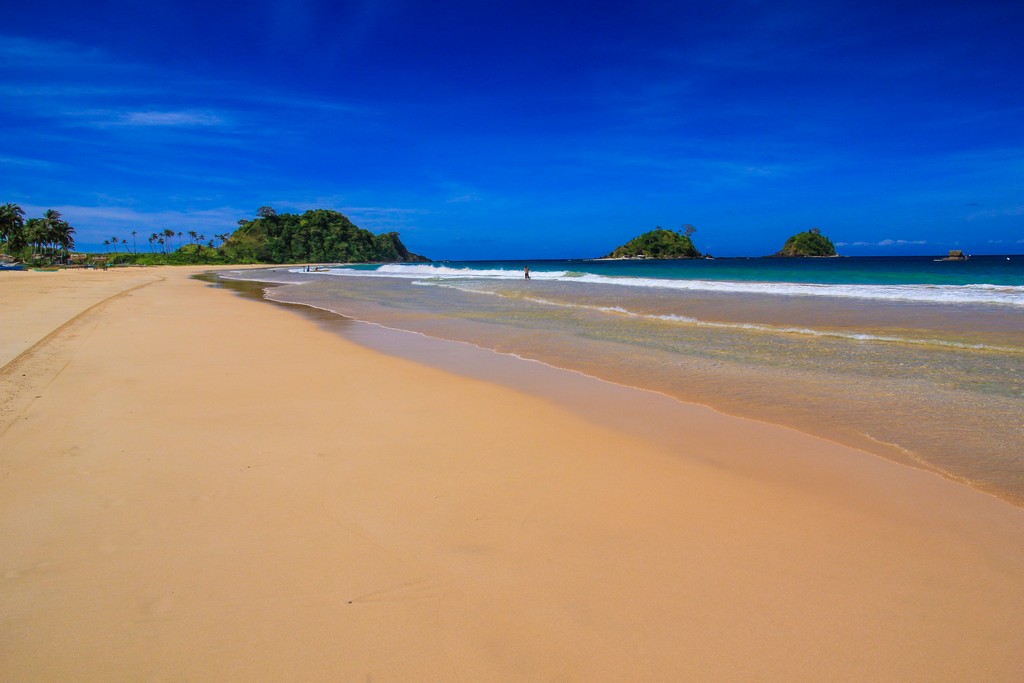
20,204,236,223
117,110,225,127
57,108,227,128
17,204,246,245
0,154,57,169
0,35,110,71
341,206,427,231
967,204,1024,221
835,239,927,247
878,239,927,246
445,193,482,204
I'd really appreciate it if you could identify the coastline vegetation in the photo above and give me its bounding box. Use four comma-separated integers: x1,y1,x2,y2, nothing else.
1,204,76,263
3,200,850,266
0,204,427,267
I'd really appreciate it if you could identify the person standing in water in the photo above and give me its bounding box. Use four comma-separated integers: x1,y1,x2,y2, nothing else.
524,266,530,279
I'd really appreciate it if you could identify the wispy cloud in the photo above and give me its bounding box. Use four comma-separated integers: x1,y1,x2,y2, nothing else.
1,35,361,132
340,206,428,232
0,154,58,169
967,204,1024,221
445,193,481,204
116,110,226,127
21,205,239,224
56,108,228,128
17,204,247,244
0,35,112,72
836,239,928,247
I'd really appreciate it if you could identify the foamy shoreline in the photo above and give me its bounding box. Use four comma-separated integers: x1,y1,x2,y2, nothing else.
2,266,1023,680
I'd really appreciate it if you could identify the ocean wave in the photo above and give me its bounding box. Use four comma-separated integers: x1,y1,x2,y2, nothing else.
306,264,1024,307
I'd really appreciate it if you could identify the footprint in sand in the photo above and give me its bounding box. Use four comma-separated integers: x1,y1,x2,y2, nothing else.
4,560,51,580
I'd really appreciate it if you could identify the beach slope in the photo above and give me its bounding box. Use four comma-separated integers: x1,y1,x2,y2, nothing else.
2,267,1022,680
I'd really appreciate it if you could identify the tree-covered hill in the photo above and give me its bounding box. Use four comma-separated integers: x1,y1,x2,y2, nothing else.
604,226,701,259
772,229,837,257
224,207,428,263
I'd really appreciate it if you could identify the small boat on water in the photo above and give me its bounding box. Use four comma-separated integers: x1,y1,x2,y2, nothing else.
935,249,969,262
31,267,60,272
0,263,25,271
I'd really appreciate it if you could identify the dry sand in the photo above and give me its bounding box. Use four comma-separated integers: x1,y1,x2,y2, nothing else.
2,266,1023,681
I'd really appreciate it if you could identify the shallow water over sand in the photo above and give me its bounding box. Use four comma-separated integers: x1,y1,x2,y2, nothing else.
214,264,1024,504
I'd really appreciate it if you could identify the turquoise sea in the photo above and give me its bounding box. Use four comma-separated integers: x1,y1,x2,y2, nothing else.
219,255,1024,504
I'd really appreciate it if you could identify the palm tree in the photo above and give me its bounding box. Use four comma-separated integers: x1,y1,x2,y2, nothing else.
149,233,158,253
34,209,65,261
188,230,198,246
56,221,75,260
131,230,138,255
24,218,44,260
32,210,74,261
110,236,119,254
162,229,175,253
103,239,110,254
1,203,26,256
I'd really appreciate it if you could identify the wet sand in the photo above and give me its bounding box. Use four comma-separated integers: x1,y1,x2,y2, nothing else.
2,267,1023,680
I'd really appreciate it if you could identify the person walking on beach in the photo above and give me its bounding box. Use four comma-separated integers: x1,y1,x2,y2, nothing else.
524,266,530,280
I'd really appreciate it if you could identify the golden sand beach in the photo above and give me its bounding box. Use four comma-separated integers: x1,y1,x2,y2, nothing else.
2,266,1023,680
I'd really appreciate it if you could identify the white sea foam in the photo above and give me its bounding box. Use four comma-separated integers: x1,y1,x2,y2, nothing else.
306,264,1024,307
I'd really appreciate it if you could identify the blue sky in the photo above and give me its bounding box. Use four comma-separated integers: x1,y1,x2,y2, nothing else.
2,0,1023,259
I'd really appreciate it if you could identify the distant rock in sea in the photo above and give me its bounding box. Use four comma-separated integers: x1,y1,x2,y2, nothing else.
604,226,701,259
772,229,837,257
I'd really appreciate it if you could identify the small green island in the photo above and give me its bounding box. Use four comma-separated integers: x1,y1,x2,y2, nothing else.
772,228,837,257
604,226,701,259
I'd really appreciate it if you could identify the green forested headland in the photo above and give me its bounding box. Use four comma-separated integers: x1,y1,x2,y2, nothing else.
226,208,428,263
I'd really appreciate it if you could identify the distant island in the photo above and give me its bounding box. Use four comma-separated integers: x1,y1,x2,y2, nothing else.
604,226,701,259
772,228,837,257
